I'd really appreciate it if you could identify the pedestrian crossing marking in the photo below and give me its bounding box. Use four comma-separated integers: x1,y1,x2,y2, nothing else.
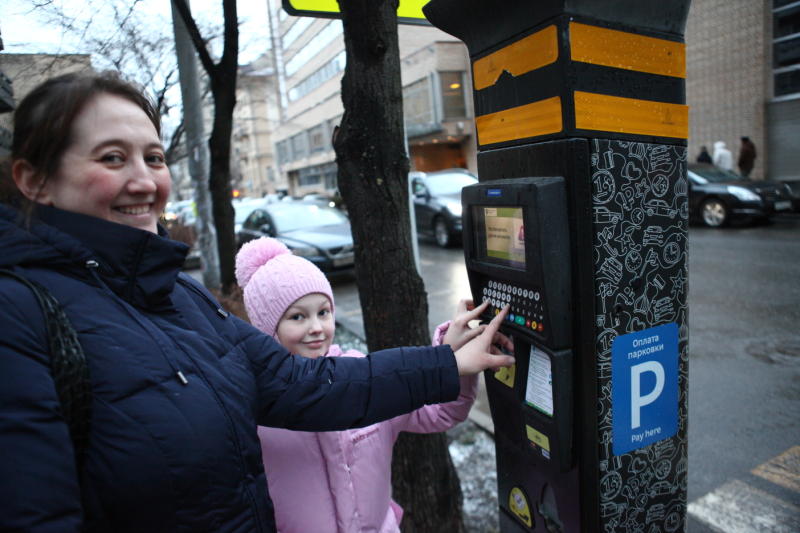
687,478,800,532
752,445,800,493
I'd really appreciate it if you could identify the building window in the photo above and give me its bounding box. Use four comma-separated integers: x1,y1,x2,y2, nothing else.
773,1,800,97
282,17,313,50
288,51,346,102
290,132,309,159
439,71,467,119
324,165,338,190
327,116,341,141
276,140,291,164
403,76,439,137
309,124,326,153
296,163,337,189
285,21,342,77
298,169,322,187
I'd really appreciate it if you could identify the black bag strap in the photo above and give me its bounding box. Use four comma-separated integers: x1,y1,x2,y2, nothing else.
0,269,92,467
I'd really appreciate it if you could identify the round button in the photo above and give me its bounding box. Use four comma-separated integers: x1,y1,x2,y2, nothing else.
534,292,540,301
515,315,525,325
531,321,537,330
537,322,544,332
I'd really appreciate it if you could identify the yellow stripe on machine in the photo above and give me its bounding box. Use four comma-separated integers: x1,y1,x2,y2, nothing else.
473,25,559,90
476,96,563,145
570,22,686,79
573,91,688,139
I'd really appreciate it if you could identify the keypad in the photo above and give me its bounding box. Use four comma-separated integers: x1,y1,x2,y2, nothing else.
481,279,545,333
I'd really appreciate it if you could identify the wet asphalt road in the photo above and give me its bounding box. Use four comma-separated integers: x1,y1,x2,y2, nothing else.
330,213,800,531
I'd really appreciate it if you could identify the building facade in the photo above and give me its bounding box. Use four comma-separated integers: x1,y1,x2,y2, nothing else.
269,1,476,198
686,0,800,182
0,53,92,136
232,54,284,197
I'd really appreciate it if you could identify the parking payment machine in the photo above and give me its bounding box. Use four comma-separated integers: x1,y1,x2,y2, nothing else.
426,1,691,532
463,178,574,472
463,178,582,530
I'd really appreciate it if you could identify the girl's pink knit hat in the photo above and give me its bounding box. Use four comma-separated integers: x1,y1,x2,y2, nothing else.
235,237,334,336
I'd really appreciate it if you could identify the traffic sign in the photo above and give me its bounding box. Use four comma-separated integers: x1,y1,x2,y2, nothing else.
282,0,431,25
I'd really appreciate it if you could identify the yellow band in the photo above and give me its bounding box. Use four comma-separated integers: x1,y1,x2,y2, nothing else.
574,91,688,139
476,96,563,145
473,25,559,91
570,22,686,79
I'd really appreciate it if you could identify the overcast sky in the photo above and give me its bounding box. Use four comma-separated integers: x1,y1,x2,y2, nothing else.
0,0,273,63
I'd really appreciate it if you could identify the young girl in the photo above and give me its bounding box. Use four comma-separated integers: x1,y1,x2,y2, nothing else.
236,237,495,533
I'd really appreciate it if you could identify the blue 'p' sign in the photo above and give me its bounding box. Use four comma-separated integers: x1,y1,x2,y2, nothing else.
611,323,679,455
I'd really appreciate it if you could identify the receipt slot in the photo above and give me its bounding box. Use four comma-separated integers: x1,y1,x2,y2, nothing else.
462,178,574,474
425,1,691,532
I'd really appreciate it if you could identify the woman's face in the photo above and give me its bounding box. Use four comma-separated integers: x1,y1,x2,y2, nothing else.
38,93,170,233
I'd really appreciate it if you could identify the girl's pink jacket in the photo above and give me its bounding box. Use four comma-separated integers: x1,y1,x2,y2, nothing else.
258,321,478,533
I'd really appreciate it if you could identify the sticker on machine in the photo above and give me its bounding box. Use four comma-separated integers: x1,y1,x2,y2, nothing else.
611,323,679,455
525,345,554,417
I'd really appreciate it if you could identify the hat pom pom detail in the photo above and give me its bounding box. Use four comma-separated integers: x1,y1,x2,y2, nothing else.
235,237,291,288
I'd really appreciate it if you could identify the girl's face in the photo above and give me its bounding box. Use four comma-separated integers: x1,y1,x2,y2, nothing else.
35,93,170,234
275,293,334,359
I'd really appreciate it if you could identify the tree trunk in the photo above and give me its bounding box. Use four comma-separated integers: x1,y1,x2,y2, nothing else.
334,1,465,531
208,78,237,290
171,0,239,292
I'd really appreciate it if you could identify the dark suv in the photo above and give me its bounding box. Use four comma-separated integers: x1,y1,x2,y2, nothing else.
411,168,478,247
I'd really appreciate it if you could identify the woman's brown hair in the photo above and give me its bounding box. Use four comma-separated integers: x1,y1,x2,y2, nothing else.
2,71,161,208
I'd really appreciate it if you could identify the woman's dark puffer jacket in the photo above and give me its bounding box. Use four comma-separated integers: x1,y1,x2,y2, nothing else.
0,204,459,533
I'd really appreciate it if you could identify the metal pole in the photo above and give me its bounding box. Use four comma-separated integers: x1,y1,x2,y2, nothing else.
170,0,220,289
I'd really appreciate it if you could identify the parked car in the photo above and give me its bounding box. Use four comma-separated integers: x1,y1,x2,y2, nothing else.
411,168,478,247
236,201,354,273
687,163,796,227
234,197,273,235
163,199,196,226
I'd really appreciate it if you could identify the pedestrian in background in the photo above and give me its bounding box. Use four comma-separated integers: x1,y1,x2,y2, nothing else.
738,136,757,177
236,237,493,533
0,71,515,533
696,145,713,164
712,141,734,171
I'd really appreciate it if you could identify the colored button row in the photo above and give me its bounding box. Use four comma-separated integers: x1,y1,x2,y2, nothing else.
495,308,544,332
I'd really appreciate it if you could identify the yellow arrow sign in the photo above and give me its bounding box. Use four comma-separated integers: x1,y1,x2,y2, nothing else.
283,0,430,25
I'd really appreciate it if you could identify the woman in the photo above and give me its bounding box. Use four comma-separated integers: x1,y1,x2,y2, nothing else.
0,72,513,533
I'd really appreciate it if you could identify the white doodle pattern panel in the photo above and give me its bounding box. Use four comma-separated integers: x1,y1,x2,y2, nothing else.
591,139,690,533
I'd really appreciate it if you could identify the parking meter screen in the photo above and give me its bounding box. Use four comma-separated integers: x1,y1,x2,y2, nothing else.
478,206,526,269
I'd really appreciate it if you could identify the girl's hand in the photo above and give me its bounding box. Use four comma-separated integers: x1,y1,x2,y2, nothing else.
453,305,515,376
443,299,491,352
